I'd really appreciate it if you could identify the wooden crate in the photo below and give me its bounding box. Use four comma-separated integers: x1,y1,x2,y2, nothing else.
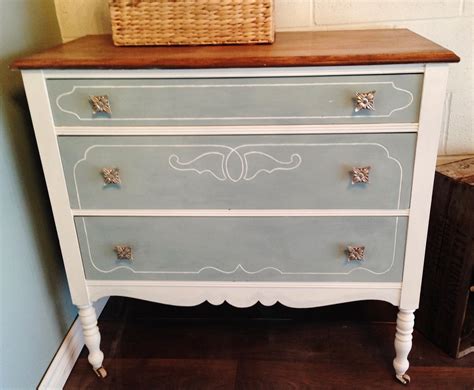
416,157,474,358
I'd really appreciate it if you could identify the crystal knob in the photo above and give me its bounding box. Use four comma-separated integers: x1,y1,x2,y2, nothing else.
114,245,132,261
89,95,111,115
354,91,375,112
350,166,371,184
346,246,365,261
101,167,121,185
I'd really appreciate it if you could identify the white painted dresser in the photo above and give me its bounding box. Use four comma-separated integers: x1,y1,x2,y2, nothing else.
13,29,459,384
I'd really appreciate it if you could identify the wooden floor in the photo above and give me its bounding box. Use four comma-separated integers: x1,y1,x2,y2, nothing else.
65,298,474,389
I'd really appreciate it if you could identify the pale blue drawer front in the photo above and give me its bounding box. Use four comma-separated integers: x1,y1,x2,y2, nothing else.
76,216,407,282
59,134,415,210
48,74,422,126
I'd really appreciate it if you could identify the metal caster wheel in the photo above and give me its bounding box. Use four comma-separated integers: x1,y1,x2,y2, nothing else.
95,366,108,379
396,373,411,385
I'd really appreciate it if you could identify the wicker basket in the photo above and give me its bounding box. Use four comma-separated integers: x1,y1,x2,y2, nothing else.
109,0,274,46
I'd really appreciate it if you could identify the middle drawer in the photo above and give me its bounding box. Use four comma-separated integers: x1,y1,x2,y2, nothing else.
58,133,416,210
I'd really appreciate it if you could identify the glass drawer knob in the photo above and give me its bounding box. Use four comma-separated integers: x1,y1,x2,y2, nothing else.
89,95,111,115
354,90,376,112
350,166,371,184
101,167,121,185
346,246,365,261
114,245,132,261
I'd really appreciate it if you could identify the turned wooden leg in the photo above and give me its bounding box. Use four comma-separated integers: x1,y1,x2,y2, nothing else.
393,308,415,385
77,304,107,378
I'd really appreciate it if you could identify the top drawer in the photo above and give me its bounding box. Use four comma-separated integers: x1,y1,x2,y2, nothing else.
47,74,422,127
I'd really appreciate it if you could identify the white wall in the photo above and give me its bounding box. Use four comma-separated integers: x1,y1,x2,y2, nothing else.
54,0,473,154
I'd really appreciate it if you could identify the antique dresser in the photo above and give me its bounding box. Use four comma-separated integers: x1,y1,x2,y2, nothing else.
13,30,459,384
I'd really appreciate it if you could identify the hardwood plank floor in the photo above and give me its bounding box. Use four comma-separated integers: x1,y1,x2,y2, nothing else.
65,298,474,389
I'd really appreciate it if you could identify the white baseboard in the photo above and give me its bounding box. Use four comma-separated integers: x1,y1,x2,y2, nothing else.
38,297,109,390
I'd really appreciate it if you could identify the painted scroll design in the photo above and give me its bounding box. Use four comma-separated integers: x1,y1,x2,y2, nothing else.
168,148,302,182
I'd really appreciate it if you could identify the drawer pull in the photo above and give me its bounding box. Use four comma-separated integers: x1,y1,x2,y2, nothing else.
354,90,376,112
89,95,111,115
101,167,121,185
346,246,365,261
114,245,132,261
351,166,371,184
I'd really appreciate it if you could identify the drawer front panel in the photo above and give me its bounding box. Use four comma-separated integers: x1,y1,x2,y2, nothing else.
59,134,416,210
48,74,422,126
76,216,407,282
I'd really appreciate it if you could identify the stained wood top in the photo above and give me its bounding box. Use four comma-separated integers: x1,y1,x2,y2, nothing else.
12,29,459,69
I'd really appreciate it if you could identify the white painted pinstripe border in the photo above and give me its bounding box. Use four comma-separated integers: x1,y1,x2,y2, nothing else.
72,142,404,210
78,216,402,276
55,81,414,121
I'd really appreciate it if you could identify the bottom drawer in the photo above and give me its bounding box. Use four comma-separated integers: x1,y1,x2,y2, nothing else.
76,216,407,282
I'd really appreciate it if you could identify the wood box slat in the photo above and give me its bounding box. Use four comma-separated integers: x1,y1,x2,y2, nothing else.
416,157,474,358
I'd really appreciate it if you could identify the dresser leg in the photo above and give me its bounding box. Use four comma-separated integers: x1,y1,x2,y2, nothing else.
77,304,107,379
393,308,415,385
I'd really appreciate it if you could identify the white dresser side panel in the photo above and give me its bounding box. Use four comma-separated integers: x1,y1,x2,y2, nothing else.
400,64,450,309
22,70,89,305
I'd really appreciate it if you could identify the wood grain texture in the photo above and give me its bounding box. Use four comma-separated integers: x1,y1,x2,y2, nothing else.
416,162,474,358
64,298,474,389
12,29,459,69
436,157,474,185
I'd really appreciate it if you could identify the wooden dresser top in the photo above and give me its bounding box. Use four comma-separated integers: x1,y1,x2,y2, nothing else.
12,29,459,69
